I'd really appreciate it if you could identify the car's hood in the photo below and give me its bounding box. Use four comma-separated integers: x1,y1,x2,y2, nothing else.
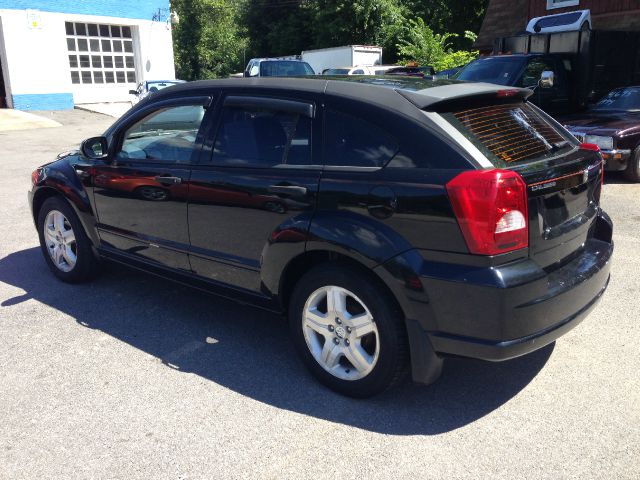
562,111,640,136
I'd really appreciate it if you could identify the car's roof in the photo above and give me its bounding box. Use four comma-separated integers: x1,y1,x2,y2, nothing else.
473,54,539,59
146,79,185,83
251,58,308,63
147,76,532,111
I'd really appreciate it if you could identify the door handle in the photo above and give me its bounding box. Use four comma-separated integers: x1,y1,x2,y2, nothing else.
268,185,307,196
154,175,182,185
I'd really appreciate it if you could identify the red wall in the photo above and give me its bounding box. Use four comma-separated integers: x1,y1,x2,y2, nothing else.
529,0,640,17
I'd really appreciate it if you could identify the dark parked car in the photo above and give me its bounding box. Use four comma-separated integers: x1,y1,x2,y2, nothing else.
563,86,640,182
29,77,613,397
435,66,463,79
385,66,432,78
244,58,315,77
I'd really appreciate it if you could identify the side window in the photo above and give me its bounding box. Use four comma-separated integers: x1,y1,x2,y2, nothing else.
116,104,206,163
212,106,312,167
249,62,260,77
324,109,398,168
352,69,365,75
521,58,555,88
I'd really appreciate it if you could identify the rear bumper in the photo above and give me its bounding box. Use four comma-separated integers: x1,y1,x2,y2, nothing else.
429,272,609,361
404,211,613,362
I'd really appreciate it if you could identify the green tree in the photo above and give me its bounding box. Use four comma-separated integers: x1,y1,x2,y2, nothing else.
172,0,248,79
309,0,406,62
396,18,478,70
242,0,314,58
404,0,488,50
172,0,488,76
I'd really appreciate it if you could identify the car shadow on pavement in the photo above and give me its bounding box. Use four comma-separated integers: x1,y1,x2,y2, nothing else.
604,171,634,185
0,247,554,436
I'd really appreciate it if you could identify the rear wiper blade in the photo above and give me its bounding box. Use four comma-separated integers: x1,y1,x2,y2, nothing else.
551,140,569,151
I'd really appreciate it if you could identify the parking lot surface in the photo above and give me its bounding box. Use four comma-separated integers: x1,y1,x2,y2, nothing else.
1,110,639,479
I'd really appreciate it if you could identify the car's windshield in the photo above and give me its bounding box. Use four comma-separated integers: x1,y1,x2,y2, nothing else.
146,81,181,92
323,68,350,75
455,57,526,86
593,87,640,111
259,61,315,77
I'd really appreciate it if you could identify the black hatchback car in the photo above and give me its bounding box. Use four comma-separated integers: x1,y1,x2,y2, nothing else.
29,77,613,397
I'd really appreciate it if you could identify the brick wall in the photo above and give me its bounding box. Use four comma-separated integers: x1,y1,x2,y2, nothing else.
475,0,530,51
477,0,640,51
529,0,640,18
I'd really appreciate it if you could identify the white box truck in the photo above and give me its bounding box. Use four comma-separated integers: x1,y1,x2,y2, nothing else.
301,45,383,74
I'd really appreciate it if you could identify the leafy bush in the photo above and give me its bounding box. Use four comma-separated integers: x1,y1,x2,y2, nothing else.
397,18,478,71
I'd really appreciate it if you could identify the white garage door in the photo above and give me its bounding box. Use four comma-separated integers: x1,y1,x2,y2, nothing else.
65,21,137,100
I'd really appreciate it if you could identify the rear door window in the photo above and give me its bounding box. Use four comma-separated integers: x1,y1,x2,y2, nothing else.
324,109,398,168
212,105,312,167
441,102,574,166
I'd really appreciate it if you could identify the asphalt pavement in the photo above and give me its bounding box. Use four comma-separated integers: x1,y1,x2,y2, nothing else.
0,110,638,479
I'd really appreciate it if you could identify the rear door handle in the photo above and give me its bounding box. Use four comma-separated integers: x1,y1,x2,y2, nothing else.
268,185,307,196
154,175,182,185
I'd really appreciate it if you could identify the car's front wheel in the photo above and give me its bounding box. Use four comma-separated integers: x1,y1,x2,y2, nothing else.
289,264,409,397
37,196,100,283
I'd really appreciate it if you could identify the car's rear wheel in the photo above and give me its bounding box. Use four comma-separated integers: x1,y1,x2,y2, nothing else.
136,186,169,201
624,147,640,182
37,196,100,283
289,264,409,397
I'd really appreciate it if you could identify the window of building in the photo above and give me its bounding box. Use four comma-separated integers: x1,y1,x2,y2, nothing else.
324,110,398,168
212,106,312,167
547,0,579,9
65,21,136,86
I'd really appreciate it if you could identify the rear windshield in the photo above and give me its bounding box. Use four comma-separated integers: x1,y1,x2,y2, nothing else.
455,57,526,86
593,86,640,112
324,68,350,75
260,61,315,76
442,102,574,166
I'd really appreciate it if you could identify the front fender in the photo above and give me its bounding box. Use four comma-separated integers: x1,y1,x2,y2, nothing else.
31,158,100,247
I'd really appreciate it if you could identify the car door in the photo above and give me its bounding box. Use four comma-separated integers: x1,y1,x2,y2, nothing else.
91,96,211,271
187,93,321,293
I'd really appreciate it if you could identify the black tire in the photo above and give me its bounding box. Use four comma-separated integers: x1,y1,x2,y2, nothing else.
36,196,101,283
289,264,409,398
624,147,640,183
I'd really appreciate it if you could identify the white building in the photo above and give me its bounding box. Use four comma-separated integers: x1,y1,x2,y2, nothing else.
0,1,176,110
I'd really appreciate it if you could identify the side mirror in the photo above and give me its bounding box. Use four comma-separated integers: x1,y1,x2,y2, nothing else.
129,89,139,95
539,70,554,88
81,136,109,159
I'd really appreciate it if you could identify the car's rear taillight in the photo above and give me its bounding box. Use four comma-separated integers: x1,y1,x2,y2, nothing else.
580,142,605,194
446,169,528,255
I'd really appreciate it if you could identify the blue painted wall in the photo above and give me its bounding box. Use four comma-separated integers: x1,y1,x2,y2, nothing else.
12,93,74,110
0,1,170,21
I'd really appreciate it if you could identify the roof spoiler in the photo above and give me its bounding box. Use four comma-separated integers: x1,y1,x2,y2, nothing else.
396,83,533,112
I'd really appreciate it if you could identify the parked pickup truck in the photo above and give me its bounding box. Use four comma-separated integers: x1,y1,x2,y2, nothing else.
456,30,640,115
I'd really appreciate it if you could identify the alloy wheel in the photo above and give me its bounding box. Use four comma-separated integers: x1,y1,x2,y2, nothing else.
302,285,380,381
43,210,77,272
